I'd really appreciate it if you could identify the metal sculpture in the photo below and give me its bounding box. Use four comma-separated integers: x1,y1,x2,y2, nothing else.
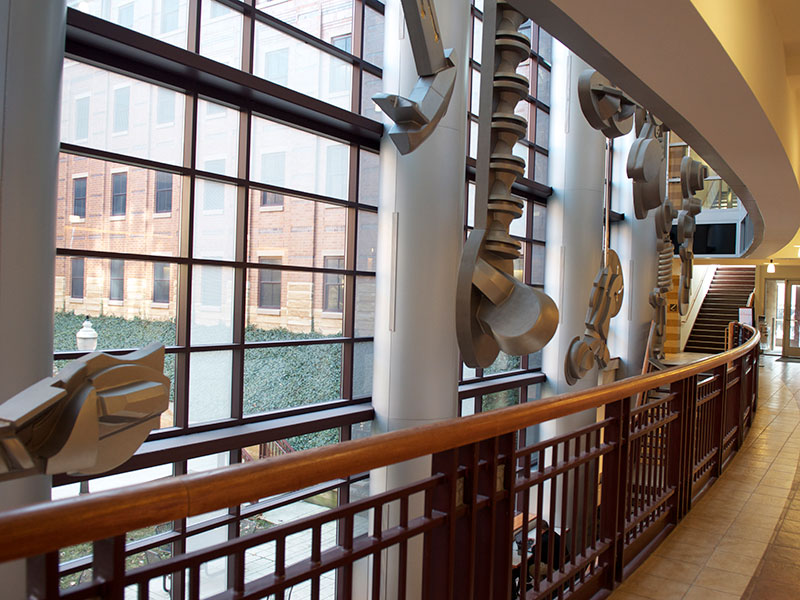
456,0,558,368
0,343,170,481
577,70,636,139
642,111,675,363
373,0,457,155
565,250,624,385
566,69,630,384
628,109,667,220
677,156,706,314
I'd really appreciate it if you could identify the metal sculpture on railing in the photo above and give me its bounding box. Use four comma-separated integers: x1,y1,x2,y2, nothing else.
677,156,707,314
372,0,457,155
456,0,558,368
564,71,631,384
0,343,169,481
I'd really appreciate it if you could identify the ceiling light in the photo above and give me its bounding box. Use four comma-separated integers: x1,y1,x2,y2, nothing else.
767,259,776,273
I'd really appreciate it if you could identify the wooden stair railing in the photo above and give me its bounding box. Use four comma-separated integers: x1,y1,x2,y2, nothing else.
0,325,760,600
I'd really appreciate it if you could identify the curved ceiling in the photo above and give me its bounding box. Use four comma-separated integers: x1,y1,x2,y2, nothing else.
508,0,800,259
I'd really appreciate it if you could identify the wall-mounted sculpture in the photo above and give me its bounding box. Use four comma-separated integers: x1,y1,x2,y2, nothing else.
564,250,624,385
0,343,170,481
637,111,674,363
456,0,558,368
677,156,707,314
577,70,636,139
372,0,457,155
564,70,630,384
628,109,667,220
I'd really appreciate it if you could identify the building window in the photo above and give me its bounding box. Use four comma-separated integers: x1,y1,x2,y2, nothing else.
323,256,344,312
258,258,281,309
153,262,170,304
71,257,84,299
72,177,87,219
110,259,124,301
118,3,134,28
155,172,173,213
156,88,175,125
112,172,127,216
161,0,179,33
261,152,285,208
208,0,227,19
201,266,223,306
113,87,130,134
330,34,352,93
265,48,289,87
74,97,89,141
325,145,348,199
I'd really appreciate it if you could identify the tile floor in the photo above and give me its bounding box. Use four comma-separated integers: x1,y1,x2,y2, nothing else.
610,355,800,600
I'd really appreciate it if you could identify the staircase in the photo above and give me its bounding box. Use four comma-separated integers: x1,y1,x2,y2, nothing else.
684,266,755,353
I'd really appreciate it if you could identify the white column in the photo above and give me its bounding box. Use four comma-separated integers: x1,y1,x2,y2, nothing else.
0,1,65,598
368,0,470,597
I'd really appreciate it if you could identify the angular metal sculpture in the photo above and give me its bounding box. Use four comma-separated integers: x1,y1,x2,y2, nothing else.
456,0,558,368
565,249,624,385
0,343,170,481
372,0,457,155
677,156,706,315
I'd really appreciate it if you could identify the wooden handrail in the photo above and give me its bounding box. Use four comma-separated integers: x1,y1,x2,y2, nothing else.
0,325,758,564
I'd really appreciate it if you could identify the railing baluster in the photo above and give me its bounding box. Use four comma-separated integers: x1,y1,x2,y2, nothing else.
93,535,126,600
398,496,408,600
188,565,200,600
27,551,59,600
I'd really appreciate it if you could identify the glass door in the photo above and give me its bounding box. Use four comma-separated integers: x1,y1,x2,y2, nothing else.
783,281,800,357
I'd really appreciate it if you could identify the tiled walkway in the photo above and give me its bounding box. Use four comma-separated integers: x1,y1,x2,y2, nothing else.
611,355,800,600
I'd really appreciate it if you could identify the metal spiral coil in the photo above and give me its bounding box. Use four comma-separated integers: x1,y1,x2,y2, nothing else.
484,1,530,259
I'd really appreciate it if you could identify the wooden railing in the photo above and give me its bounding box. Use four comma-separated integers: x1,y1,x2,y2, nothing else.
0,324,759,600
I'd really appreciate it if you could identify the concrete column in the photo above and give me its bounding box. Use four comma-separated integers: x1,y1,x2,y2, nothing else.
0,1,65,598
368,0,470,597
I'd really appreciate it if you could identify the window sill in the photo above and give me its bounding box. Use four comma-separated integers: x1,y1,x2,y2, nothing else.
259,206,284,212
110,215,126,221
108,300,123,306
151,302,170,308
68,298,84,303
69,216,85,223
321,311,343,319
153,212,172,219
257,308,281,316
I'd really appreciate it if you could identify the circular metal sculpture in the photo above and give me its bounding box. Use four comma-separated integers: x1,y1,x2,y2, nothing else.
577,70,636,138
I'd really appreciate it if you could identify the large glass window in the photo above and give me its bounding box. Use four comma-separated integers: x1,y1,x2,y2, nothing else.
70,257,84,299
257,258,281,309
155,171,173,213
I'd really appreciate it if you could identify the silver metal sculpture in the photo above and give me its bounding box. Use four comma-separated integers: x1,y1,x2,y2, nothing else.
628,109,667,220
577,69,636,139
677,156,706,315
565,250,624,385
566,69,630,384
639,111,674,363
372,0,457,154
0,343,170,481
456,0,558,368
